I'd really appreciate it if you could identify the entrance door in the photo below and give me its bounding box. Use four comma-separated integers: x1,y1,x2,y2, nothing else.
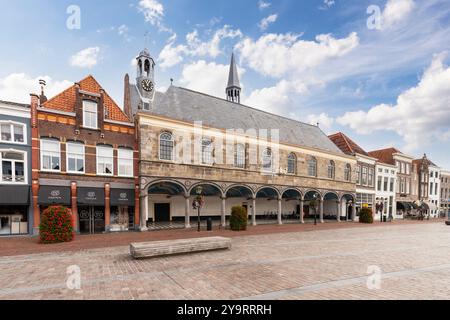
79,206,105,234
154,203,170,222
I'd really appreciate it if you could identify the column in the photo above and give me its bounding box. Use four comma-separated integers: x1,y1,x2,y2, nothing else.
278,198,282,225
104,183,111,232
32,181,40,235
134,185,140,229
71,182,79,232
352,203,356,221
252,197,257,226
300,199,304,224
185,196,191,229
320,199,324,223
337,200,341,222
140,194,149,231
221,197,227,227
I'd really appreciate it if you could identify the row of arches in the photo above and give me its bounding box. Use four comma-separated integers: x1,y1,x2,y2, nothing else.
142,180,357,229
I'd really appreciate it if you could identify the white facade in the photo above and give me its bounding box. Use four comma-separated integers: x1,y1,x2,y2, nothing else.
374,163,398,221
428,165,441,218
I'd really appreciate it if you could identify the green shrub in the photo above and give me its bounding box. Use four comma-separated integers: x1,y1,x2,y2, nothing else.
230,206,248,231
359,207,374,224
39,206,74,244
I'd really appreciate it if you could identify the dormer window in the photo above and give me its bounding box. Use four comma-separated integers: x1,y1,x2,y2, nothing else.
83,100,98,129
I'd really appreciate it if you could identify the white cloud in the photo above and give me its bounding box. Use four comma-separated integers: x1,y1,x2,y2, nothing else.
305,113,335,133
179,60,245,99
158,25,243,69
382,0,415,29
337,53,450,151
138,0,164,26
0,73,72,104
236,32,359,78
258,14,278,31
69,47,100,68
258,0,271,10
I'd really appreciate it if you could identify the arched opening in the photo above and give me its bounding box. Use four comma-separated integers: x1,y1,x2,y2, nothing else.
304,190,322,222
341,194,356,221
144,59,150,77
146,181,187,230
281,189,302,223
323,192,339,221
225,185,254,224
189,183,223,228
255,187,280,224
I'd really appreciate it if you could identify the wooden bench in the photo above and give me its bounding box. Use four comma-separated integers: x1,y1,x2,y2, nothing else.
130,236,232,259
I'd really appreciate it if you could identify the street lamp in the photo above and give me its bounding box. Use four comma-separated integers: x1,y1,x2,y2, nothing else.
193,186,204,232
312,193,319,226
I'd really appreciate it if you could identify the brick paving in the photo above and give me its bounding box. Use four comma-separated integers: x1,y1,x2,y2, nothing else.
1,220,450,300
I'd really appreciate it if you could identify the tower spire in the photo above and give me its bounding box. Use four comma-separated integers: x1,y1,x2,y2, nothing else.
226,52,241,103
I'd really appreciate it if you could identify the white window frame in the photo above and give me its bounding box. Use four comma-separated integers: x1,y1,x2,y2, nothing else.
40,139,61,172
234,144,246,169
0,149,27,184
201,138,214,165
308,157,317,177
0,121,27,145
96,145,114,176
287,153,296,175
118,148,134,177
66,142,85,174
262,148,273,172
82,100,98,130
159,132,175,161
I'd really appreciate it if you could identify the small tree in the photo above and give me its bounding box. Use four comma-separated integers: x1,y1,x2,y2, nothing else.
230,206,248,231
40,206,74,244
359,207,374,224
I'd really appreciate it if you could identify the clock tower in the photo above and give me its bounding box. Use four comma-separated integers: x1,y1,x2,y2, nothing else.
136,48,155,100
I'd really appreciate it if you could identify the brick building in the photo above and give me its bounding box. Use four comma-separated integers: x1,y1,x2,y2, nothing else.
30,76,139,235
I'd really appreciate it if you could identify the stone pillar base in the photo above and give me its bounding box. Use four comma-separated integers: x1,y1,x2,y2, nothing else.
32,227,40,236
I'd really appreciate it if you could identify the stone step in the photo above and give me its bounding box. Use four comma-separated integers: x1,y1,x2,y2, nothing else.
130,236,232,259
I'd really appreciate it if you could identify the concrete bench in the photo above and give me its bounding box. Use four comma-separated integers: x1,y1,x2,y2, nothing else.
129,236,232,259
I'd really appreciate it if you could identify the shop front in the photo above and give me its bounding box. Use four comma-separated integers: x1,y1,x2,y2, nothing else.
109,188,135,232
77,188,105,234
0,185,30,235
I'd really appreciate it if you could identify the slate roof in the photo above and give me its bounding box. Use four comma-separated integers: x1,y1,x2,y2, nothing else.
227,53,241,89
328,132,369,156
138,85,343,154
0,100,30,108
42,75,131,123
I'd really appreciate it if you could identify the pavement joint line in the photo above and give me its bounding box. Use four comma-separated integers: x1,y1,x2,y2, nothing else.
238,263,450,300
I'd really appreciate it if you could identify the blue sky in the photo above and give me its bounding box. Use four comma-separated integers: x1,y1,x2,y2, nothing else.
1,0,450,168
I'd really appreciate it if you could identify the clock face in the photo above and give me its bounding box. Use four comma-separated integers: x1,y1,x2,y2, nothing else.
141,79,154,92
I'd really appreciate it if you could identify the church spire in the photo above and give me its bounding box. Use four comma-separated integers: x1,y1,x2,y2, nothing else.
226,53,241,103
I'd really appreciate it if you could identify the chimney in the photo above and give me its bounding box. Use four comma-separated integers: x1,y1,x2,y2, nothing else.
123,74,132,120
39,79,47,105
30,93,39,128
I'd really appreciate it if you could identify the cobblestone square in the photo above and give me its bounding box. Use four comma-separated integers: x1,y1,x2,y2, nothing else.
1,222,450,300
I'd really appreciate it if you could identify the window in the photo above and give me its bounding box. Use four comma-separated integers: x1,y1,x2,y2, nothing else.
327,161,335,179
390,178,394,192
118,149,133,177
201,138,213,165
308,157,317,177
234,144,245,169
83,100,98,129
1,151,25,183
384,177,388,192
406,163,410,175
66,143,85,173
362,167,368,185
0,122,25,144
356,165,361,184
344,164,351,182
400,178,405,194
262,148,272,171
401,162,405,174
97,146,113,175
41,139,60,172
377,176,382,191
159,132,174,161
368,168,374,186
287,153,296,174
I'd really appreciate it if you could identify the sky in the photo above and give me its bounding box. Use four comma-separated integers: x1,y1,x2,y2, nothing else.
0,0,450,168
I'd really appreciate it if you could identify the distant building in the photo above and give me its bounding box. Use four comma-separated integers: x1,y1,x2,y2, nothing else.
440,170,450,218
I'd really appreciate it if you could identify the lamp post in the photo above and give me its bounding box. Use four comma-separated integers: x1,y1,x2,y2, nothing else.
193,186,204,232
312,193,318,226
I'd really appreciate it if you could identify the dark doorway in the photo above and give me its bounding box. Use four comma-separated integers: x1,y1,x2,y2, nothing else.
79,206,105,234
154,203,170,222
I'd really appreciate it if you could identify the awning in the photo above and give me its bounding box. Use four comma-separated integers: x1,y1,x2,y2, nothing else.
110,189,135,206
0,185,30,205
77,188,105,205
420,203,430,210
397,201,413,210
38,186,71,206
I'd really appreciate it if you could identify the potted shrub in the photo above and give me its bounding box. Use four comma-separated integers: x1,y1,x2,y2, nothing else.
230,206,248,231
39,206,74,244
359,207,374,224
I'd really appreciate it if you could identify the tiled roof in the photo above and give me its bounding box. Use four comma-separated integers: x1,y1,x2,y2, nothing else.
42,75,130,123
367,148,401,165
328,132,368,156
139,86,343,154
